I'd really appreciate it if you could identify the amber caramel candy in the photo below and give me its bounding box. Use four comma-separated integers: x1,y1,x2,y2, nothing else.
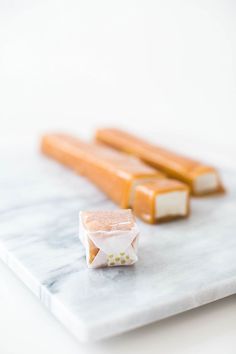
133,179,190,224
41,134,164,208
79,209,139,268
96,128,224,196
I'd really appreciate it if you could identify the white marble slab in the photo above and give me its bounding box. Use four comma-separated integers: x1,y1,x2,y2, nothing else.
0,143,236,342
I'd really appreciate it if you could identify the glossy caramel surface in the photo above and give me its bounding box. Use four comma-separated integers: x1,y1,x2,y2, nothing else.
41,133,162,207
96,128,223,195
133,178,190,224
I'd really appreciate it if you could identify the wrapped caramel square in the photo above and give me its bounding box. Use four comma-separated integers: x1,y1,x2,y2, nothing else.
79,210,139,268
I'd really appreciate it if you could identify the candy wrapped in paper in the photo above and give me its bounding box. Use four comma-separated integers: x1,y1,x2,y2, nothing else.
79,210,139,268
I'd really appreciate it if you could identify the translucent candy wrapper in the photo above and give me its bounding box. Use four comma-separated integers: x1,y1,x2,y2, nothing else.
79,210,139,269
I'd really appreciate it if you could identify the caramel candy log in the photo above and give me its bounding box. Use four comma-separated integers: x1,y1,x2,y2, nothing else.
133,179,190,224
96,128,224,196
41,134,164,208
79,209,139,268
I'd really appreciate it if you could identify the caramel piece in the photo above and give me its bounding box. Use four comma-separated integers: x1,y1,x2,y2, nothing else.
79,209,139,268
41,134,164,208
96,128,224,196
133,179,190,224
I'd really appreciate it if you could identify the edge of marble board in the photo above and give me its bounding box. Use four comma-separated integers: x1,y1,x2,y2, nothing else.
1,241,236,342
0,145,236,342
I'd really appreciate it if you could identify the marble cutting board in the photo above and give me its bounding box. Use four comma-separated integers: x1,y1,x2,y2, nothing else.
0,142,236,342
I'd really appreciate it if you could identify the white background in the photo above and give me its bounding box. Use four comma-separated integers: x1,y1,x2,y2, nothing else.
0,0,236,353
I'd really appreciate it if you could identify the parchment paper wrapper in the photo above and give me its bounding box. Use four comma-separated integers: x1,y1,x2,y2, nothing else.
79,211,139,268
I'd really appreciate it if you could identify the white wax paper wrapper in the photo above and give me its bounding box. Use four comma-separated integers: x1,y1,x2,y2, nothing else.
79,215,139,268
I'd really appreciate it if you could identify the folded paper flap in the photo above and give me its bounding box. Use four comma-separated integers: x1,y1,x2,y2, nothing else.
90,245,138,267
89,249,107,268
88,226,139,254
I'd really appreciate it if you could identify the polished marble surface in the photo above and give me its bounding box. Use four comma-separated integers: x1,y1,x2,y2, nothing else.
0,143,236,342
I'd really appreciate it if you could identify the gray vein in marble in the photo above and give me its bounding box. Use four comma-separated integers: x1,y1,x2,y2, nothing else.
0,143,236,341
